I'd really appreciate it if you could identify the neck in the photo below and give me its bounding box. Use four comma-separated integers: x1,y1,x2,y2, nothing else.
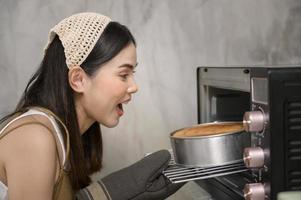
75,103,94,135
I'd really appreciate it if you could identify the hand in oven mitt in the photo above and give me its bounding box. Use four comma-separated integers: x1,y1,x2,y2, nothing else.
76,150,184,200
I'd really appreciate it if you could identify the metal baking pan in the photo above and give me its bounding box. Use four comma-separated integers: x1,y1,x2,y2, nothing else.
170,122,250,168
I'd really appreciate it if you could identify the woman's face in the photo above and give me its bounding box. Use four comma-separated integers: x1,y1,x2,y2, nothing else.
80,42,138,128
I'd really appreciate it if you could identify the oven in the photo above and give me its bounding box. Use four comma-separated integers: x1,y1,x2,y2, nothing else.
194,66,301,200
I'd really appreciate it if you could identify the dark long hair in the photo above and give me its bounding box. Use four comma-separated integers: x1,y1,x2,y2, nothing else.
1,21,136,190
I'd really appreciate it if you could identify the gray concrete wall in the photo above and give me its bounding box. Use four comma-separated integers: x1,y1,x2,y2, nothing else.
1,0,301,199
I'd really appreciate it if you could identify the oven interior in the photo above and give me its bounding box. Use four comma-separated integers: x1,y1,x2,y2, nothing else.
203,87,250,122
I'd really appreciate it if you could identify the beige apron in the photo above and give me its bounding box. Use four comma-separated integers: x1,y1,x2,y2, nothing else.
0,107,74,200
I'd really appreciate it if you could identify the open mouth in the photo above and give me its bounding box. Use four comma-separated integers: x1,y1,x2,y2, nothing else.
117,103,124,116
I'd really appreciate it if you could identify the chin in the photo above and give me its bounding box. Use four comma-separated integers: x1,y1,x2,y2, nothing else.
101,119,119,128
104,124,118,128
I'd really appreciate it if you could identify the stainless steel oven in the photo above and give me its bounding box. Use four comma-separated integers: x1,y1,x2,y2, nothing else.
194,66,301,200
164,66,301,199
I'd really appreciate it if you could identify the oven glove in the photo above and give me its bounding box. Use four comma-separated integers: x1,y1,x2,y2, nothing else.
75,149,184,200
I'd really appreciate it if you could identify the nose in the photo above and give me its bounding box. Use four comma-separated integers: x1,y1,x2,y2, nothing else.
127,78,138,94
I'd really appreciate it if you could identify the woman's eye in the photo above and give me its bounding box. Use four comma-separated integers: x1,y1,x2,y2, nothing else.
120,74,129,80
119,70,135,81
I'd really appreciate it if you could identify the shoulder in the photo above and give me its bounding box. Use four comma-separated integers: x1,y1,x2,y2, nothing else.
0,115,57,165
0,115,58,199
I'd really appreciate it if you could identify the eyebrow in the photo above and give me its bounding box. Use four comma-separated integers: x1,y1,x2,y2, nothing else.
118,63,138,70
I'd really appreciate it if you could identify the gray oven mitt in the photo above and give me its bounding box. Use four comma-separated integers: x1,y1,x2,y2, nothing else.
76,150,184,200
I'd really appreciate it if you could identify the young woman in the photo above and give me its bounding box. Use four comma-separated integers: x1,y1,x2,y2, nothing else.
0,12,183,200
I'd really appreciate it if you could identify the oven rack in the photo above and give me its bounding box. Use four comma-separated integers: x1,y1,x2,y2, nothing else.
163,161,249,184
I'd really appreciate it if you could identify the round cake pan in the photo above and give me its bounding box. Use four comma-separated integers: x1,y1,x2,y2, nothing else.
170,122,250,168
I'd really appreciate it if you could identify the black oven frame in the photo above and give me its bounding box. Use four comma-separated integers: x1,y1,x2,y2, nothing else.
196,66,301,200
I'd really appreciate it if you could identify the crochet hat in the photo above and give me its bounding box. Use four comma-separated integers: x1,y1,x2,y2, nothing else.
44,12,111,68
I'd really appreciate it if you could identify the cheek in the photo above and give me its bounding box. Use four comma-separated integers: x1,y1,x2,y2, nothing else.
87,79,126,108
100,78,128,96
82,87,112,123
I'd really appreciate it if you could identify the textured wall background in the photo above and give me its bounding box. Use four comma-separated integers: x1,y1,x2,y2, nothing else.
1,0,301,199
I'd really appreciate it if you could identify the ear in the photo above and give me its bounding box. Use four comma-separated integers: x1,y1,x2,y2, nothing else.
68,66,88,93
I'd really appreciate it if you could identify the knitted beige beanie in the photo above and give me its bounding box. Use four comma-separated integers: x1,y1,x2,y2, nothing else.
44,12,111,68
